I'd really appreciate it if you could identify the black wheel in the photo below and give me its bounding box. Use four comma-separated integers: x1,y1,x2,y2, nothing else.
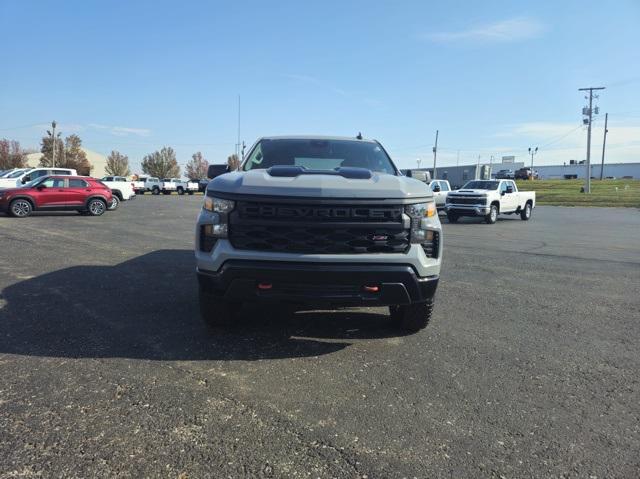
177,187,184,195
107,195,120,211
447,212,458,223
199,289,237,327
152,187,160,195
485,204,498,224
86,198,106,216
520,202,532,221
389,299,434,332
9,199,32,218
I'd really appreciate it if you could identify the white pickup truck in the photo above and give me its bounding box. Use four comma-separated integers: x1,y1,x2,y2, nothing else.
445,179,535,224
133,177,163,195
162,178,198,195
99,176,136,210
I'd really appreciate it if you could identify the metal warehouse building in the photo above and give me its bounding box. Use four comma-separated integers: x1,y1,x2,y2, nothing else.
535,162,640,180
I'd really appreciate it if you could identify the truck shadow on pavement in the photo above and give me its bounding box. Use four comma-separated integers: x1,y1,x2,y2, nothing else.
0,249,403,361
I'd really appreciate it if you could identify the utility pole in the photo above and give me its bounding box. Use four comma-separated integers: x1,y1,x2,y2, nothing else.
416,158,422,169
579,86,605,193
528,147,538,179
51,121,57,167
432,130,439,179
600,112,608,180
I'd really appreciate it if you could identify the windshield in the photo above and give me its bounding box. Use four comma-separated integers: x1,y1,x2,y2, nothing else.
22,176,48,188
462,180,500,190
6,169,30,179
242,138,397,175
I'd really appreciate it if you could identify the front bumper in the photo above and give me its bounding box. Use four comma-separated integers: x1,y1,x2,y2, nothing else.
445,204,490,216
198,260,438,307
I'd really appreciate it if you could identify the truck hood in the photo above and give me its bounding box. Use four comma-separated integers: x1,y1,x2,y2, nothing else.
207,169,433,200
450,189,491,195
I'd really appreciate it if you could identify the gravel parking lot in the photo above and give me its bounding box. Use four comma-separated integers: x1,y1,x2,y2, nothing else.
1,197,639,478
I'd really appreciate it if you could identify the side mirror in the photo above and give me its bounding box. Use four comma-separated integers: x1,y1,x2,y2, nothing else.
207,164,230,179
432,185,441,192
21,178,28,184
506,187,514,194
37,184,46,190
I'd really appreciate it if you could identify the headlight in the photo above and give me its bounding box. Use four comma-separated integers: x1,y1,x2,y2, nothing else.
203,196,235,213
199,197,234,251
405,202,436,218
405,201,438,244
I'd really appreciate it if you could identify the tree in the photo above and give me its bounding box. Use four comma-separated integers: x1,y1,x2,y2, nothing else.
64,134,92,175
141,147,180,178
227,154,240,171
185,151,209,179
105,150,131,176
0,139,27,169
39,133,92,175
39,131,64,167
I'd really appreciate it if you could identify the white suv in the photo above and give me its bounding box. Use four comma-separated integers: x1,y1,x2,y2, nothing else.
0,167,77,189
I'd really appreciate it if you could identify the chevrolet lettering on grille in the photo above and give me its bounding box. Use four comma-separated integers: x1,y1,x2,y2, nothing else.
241,204,403,221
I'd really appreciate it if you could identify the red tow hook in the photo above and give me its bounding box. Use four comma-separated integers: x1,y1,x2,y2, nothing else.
257,282,273,290
363,285,380,293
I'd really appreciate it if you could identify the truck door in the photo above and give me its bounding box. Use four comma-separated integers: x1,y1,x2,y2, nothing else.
501,181,518,212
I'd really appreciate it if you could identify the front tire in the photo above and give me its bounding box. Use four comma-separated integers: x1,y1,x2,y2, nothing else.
107,195,120,211
485,204,498,224
152,187,160,195
389,299,434,332
199,289,237,327
520,202,532,220
9,199,32,218
86,198,107,216
177,187,184,195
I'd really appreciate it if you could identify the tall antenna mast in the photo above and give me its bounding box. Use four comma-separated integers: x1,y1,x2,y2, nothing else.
236,95,241,159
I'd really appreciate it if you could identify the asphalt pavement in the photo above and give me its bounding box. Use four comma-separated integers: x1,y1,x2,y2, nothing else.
0,197,639,478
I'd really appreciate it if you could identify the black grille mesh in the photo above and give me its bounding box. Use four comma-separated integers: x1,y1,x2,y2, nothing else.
230,224,409,254
229,202,410,254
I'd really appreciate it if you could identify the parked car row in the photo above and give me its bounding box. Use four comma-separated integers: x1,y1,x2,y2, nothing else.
132,177,199,195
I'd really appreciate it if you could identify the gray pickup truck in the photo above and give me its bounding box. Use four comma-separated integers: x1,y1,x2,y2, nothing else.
194,136,443,331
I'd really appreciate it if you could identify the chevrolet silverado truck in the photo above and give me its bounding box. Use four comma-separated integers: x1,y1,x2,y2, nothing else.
195,136,443,332
100,176,136,210
445,179,535,224
163,178,198,195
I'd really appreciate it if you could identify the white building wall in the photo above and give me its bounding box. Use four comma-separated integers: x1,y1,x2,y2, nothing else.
536,162,640,179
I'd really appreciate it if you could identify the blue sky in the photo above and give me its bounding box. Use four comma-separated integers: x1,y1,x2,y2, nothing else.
1,0,639,174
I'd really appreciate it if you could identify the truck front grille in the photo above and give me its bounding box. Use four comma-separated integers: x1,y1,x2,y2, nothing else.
229,201,410,254
447,196,486,205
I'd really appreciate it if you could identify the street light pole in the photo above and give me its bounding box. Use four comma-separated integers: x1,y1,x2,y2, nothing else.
51,121,57,167
528,146,538,179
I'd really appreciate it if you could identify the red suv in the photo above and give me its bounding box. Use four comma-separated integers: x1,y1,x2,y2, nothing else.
0,176,113,217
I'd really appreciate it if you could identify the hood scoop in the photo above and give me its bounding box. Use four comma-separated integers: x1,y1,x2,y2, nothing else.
266,165,372,180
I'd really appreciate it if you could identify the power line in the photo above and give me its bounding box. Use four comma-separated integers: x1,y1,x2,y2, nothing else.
0,122,45,131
